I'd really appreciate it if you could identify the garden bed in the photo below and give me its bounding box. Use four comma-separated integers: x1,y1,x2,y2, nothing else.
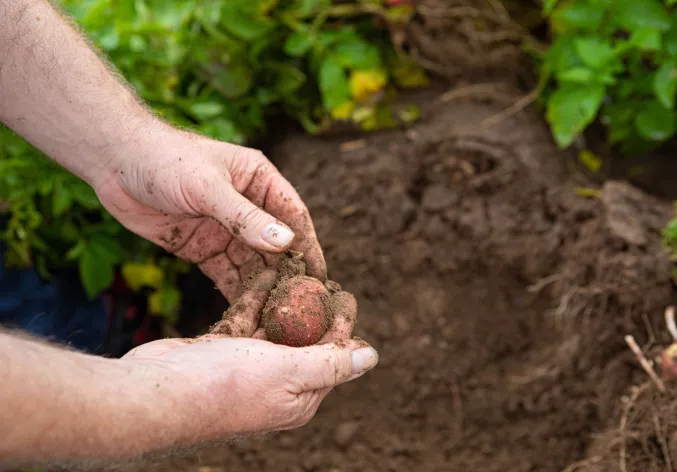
92,1,677,470
118,85,677,472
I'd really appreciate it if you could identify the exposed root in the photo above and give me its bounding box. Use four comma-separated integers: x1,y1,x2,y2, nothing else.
440,82,516,104
652,408,674,472
619,384,650,472
625,335,666,394
666,306,677,342
408,0,527,81
559,456,603,472
481,83,543,128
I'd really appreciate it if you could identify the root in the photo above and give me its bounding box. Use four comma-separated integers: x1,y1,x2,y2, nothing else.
625,335,666,394
652,408,674,472
559,456,603,472
481,83,543,128
440,82,517,104
409,0,527,80
666,306,677,342
620,384,650,472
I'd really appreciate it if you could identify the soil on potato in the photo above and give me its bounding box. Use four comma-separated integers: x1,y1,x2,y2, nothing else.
118,91,677,472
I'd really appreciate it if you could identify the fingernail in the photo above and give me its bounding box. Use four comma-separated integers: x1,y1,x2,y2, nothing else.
262,223,294,249
351,347,379,375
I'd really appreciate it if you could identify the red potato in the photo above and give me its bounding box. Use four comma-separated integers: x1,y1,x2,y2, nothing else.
262,275,331,347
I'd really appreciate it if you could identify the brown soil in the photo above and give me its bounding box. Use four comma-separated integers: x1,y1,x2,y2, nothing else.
119,3,677,471
116,92,677,472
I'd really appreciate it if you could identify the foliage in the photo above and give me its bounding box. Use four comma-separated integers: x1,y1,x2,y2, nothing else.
539,0,677,156
0,0,425,321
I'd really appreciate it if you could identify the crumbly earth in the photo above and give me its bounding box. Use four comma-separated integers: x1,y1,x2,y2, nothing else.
116,91,677,472
116,1,677,467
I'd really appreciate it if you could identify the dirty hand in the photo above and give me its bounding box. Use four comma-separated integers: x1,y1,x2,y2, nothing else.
121,269,377,449
94,123,326,302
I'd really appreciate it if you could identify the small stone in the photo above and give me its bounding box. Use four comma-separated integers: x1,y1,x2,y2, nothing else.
334,421,360,448
421,184,458,212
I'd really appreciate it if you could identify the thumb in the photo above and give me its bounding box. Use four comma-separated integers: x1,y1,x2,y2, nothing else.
284,340,379,393
211,185,296,253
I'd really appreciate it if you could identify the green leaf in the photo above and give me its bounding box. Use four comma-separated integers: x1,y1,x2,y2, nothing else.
654,61,677,108
149,286,182,323
284,31,314,57
52,180,72,217
79,246,114,298
557,67,594,83
542,35,580,75
629,27,662,50
602,100,637,143
543,0,559,15
546,83,606,148
218,4,276,40
189,102,225,121
574,38,615,69
332,38,382,70
202,59,253,99
72,182,101,210
664,16,677,56
551,3,607,31
614,0,671,32
318,56,351,111
292,0,330,17
272,64,306,95
635,101,677,141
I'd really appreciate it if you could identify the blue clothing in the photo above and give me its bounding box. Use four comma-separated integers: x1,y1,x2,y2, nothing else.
0,247,107,354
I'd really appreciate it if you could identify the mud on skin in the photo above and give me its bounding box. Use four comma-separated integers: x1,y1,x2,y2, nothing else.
209,251,352,348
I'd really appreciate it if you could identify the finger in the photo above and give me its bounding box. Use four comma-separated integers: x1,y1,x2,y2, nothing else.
226,240,258,266
239,255,266,282
252,327,267,340
320,291,357,344
282,340,378,393
225,240,266,285
198,252,242,302
208,269,277,337
265,177,327,281
174,218,232,263
209,184,296,253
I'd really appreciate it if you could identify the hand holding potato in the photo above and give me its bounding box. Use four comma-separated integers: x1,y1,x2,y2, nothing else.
121,264,377,449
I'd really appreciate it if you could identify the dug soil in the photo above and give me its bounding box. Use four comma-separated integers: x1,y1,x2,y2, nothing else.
123,90,677,472
121,2,677,468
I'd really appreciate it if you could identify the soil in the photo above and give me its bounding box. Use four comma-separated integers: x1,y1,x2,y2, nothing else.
115,92,677,472
119,3,677,471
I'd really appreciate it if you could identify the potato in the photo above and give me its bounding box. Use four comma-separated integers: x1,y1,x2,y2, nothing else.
262,275,330,347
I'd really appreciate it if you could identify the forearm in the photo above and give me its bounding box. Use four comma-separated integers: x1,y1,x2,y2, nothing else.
0,0,164,188
0,330,171,468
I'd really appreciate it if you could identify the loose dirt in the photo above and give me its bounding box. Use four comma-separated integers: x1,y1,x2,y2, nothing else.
118,2,677,470
117,92,677,472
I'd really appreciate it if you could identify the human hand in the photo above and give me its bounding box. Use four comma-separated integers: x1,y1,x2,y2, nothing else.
94,122,326,302
120,269,377,450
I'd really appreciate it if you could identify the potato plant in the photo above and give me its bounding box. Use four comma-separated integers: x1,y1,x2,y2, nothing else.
0,0,426,322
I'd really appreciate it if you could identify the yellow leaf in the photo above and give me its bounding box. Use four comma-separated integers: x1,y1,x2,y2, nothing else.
147,287,181,325
574,186,601,199
148,290,163,315
121,262,164,292
577,149,602,173
349,69,387,103
393,62,429,89
331,101,355,120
